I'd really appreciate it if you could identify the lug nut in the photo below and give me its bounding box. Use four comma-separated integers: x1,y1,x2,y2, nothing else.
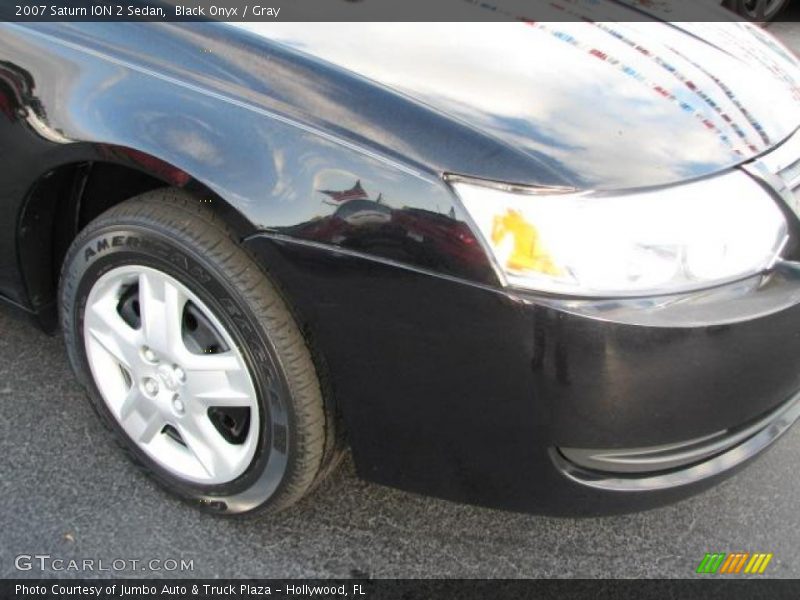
143,377,159,397
174,366,186,384
141,346,158,363
172,396,185,415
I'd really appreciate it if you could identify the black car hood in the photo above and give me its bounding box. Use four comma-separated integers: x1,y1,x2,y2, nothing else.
235,20,800,190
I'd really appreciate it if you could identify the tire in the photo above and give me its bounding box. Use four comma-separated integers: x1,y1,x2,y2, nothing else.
60,188,338,515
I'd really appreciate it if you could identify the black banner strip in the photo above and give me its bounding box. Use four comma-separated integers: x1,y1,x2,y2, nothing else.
3,579,800,600
0,0,756,23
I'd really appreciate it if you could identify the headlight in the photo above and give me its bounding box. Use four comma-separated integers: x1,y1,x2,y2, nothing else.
451,171,788,296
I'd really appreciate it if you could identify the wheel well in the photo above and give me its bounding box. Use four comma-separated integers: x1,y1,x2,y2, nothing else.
18,160,254,331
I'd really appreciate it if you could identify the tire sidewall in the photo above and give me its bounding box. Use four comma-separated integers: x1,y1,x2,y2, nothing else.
61,224,294,513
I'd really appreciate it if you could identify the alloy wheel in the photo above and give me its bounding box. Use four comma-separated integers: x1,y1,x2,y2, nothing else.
83,265,259,485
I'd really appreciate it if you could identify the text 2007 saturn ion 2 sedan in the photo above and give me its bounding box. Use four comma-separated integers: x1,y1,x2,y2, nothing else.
2,18,800,516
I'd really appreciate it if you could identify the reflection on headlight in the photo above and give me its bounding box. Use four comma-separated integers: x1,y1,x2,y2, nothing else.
452,170,788,297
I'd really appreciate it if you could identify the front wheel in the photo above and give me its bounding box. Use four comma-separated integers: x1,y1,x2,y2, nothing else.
60,189,338,514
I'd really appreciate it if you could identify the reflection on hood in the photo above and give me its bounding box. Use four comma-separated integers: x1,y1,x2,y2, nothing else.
234,20,800,190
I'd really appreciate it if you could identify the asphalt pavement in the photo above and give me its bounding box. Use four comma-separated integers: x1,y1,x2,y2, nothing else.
3,20,800,580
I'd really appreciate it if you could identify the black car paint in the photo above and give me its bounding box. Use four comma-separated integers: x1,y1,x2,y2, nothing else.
235,21,800,189
240,236,800,514
1,20,800,514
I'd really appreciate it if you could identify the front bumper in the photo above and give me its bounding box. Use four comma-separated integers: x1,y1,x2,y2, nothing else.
555,389,800,491
245,234,800,515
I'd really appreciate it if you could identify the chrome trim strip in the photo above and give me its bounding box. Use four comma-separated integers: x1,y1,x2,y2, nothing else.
743,160,800,218
560,430,728,474
560,394,793,473
744,127,800,219
779,157,800,190
442,173,578,196
552,390,800,492
753,128,800,176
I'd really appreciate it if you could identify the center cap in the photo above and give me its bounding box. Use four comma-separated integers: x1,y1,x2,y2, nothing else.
157,364,184,392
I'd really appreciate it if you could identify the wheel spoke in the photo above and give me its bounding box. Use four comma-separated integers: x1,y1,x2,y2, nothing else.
138,271,186,356
118,387,163,444
181,350,241,373
184,370,255,414
85,300,142,370
193,388,253,408
177,418,233,479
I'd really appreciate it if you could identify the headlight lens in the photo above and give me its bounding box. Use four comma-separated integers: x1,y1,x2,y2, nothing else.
452,171,788,296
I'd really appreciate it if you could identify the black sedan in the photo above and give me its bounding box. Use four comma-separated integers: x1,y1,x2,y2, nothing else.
2,17,800,516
